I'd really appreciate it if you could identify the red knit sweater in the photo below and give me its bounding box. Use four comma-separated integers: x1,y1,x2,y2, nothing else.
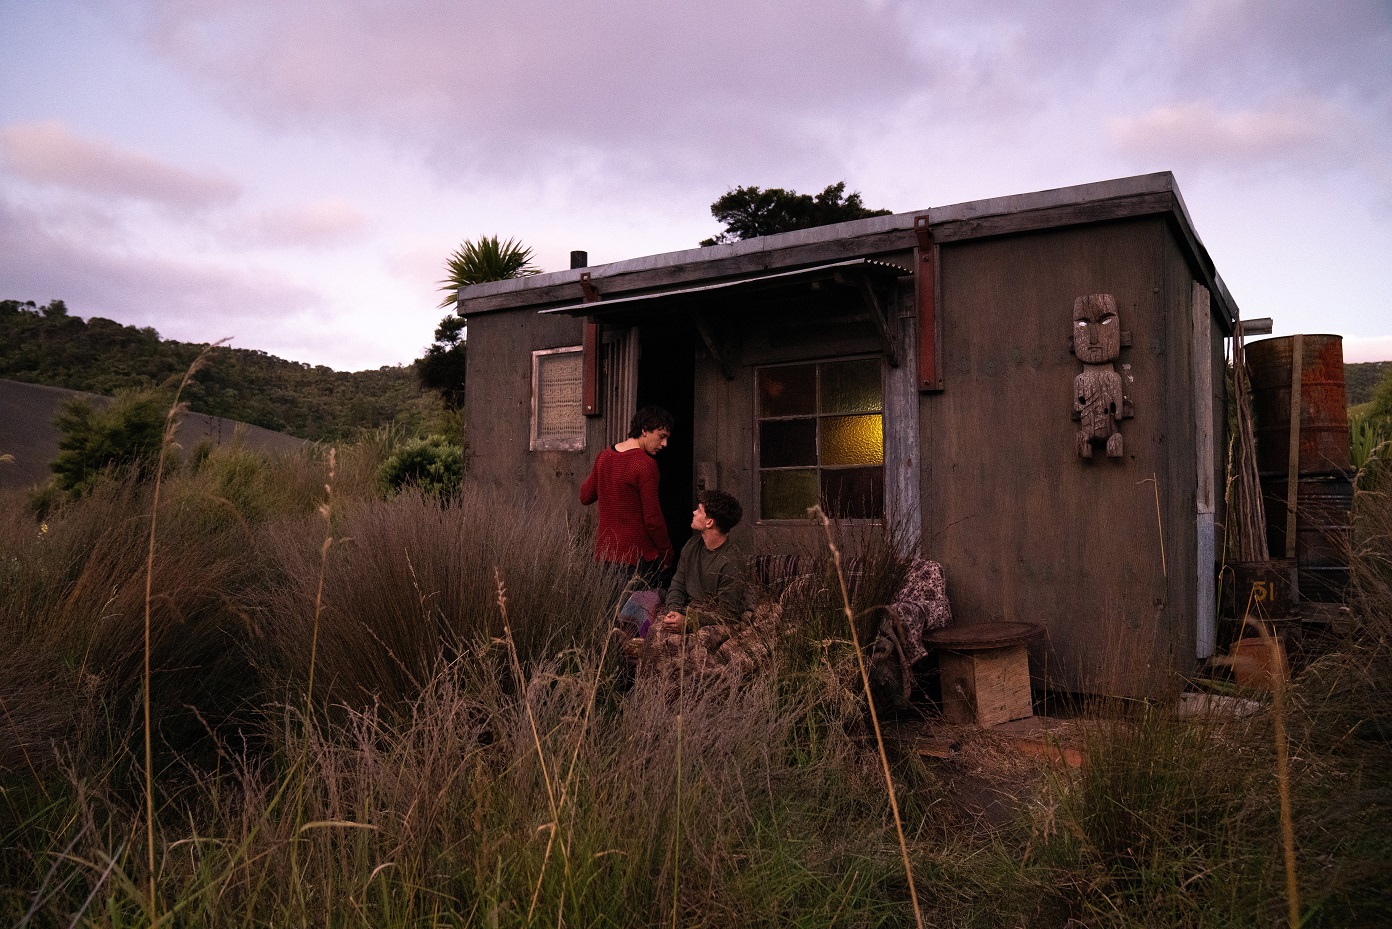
579,446,674,566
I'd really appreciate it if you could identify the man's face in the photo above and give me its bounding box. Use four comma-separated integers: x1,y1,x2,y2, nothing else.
639,428,670,455
690,504,713,532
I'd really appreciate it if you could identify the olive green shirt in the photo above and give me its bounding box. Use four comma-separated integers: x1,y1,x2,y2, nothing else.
664,535,747,626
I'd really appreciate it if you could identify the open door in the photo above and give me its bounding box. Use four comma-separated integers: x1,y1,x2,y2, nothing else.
636,320,697,551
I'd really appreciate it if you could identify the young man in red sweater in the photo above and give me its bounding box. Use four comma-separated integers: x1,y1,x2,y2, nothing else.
579,406,676,584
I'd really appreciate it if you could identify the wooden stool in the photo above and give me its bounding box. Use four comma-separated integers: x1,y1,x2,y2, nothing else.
925,622,1044,727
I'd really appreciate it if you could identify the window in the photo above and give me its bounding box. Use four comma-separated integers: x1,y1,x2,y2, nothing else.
531,347,585,451
757,358,884,519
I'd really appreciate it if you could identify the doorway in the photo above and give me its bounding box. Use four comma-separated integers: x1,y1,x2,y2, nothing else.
637,320,697,551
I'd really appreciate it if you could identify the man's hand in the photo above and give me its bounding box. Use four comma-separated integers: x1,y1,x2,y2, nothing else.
661,610,686,630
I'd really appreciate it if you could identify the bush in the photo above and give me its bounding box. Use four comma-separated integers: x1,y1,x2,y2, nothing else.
50,389,169,497
376,434,462,499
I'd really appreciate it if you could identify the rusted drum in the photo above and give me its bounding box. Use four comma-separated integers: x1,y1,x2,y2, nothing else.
1262,474,1352,601
1246,335,1350,477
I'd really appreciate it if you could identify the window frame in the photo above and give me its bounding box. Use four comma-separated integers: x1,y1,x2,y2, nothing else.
530,346,587,452
753,354,886,523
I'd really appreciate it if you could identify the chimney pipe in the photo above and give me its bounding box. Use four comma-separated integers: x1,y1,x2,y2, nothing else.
570,250,588,269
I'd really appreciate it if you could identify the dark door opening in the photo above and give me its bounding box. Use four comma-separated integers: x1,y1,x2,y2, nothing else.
636,320,697,552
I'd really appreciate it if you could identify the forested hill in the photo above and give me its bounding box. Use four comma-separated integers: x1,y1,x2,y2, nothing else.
1,299,434,442
1347,361,1392,408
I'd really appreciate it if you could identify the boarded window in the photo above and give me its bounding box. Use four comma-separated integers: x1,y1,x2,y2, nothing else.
531,347,585,451
757,358,883,520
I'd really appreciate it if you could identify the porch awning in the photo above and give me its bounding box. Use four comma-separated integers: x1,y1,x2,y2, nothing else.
537,258,911,319
540,258,912,376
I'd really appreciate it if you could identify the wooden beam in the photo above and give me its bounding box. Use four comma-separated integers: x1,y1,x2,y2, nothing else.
691,310,735,381
582,318,600,416
581,271,601,417
914,216,943,392
849,273,900,368
1284,335,1303,596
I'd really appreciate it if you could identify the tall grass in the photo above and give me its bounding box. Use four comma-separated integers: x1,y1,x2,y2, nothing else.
4,441,1392,926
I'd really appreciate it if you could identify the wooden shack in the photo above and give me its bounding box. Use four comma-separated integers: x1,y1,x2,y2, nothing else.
455,172,1236,694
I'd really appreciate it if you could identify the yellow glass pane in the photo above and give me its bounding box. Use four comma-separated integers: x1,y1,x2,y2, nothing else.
760,469,817,520
820,414,883,467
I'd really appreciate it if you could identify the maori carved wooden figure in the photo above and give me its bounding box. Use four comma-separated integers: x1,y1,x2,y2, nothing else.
1073,294,1124,458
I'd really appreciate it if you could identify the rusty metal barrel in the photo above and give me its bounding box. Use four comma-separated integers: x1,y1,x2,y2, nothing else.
1246,334,1352,601
1246,335,1350,477
1262,475,1352,601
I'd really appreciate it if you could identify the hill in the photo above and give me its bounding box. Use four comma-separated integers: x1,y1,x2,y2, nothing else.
1,299,443,442
1346,361,1392,408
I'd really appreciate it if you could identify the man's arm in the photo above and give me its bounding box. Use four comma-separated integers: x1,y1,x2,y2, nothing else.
664,540,692,614
636,457,674,563
579,455,600,505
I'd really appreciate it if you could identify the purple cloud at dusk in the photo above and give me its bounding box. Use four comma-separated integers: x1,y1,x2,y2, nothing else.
1,120,240,208
0,0,1387,369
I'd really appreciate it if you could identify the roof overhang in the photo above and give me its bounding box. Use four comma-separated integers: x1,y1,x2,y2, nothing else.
538,257,910,321
455,172,1239,331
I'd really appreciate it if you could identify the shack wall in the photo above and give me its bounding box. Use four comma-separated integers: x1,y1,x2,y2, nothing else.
921,215,1206,694
463,309,595,521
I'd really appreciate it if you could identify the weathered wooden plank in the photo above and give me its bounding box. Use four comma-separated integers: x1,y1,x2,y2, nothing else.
1193,283,1215,659
930,191,1176,244
923,215,1198,695
582,318,600,416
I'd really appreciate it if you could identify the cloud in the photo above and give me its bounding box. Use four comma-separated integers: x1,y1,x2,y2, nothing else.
0,120,241,208
0,195,323,343
127,0,934,186
1107,98,1362,167
246,198,370,248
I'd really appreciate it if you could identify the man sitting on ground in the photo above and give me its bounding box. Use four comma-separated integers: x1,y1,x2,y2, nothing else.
661,490,748,633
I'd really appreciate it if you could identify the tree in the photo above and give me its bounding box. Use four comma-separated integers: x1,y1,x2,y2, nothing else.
700,182,892,246
417,314,468,409
423,236,542,407
437,236,541,307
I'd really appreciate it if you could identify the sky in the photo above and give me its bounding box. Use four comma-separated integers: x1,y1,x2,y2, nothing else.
1,0,1389,371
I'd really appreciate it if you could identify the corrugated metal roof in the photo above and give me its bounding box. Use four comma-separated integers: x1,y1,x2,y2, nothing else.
538,258,910,317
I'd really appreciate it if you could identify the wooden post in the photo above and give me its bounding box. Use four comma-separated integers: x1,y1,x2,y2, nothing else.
914,215,942,392
1284,335,1302,598
582,318,600,416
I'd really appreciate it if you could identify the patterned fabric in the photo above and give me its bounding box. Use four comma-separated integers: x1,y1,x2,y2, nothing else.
627,601,783,681
626,556,952,694
885,559,953,666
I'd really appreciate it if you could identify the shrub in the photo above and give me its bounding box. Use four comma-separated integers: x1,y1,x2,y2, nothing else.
376,434,462,499
50,389,169,497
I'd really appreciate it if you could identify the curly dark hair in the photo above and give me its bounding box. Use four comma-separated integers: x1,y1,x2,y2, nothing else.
699,490,743,534
628,406,674,439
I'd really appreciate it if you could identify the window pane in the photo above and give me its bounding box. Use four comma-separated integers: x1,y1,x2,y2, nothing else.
758,364,816,418
761,469,818,520
760,419,816,468
820,414,883,467
821,358,881,414
821,467,884,520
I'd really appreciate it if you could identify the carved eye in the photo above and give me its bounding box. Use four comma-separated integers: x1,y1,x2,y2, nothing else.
1100,315,1116,325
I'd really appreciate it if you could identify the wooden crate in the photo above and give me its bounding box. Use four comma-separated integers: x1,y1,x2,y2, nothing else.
938,644,1033,727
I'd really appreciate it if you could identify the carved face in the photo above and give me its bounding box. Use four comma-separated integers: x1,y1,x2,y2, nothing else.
1073,294,1120,364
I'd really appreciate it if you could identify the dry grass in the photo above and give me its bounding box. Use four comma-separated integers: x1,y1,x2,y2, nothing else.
2,449,1391,927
